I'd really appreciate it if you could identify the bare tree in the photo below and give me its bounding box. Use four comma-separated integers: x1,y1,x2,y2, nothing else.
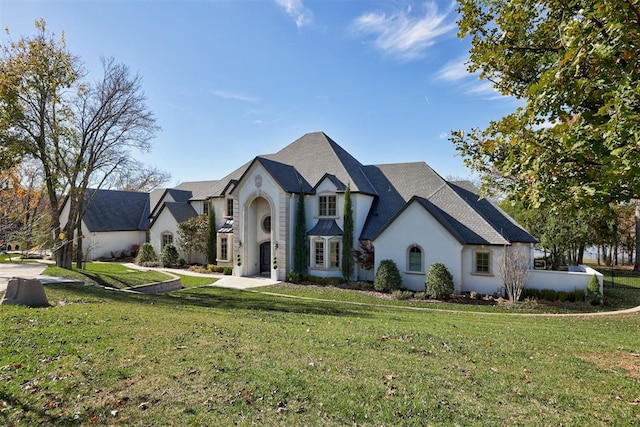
110,162,170,192
498,245,530,303
0,21,159,269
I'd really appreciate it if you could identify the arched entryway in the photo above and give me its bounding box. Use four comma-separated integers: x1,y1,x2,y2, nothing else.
243,195,274,276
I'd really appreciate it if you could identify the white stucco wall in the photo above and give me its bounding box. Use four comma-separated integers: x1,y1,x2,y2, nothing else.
373,202,464,292
86,230,146,260
234,163,287,280
460,245,509,295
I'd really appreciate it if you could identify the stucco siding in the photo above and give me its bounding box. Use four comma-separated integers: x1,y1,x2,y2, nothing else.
373,202,463,292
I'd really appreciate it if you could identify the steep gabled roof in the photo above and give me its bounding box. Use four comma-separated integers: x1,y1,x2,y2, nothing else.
256,157,313,193
363,162,536,245
149,188,193,218
82,189,150,232
262,132,377,195
448,182,538,244
165,202,199,223
314,173,347,192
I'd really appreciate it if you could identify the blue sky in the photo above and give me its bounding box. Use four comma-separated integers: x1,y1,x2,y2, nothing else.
1,1,516,186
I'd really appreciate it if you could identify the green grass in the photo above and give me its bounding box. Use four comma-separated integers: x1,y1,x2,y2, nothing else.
173,273,218,288
1,283,638,425
0,253,39,263
42,263,171,289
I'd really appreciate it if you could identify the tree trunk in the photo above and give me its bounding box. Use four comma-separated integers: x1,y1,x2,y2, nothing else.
75,222,83,269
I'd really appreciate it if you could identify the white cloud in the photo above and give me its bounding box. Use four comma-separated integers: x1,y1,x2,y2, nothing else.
211,89,259,103
274,0,313,29
351,2,456,61
435,57,470,82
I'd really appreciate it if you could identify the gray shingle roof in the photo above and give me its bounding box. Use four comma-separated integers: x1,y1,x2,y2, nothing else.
83,189,150,232
362,162,536,245
263,132,377,194
307,219,343,236
255,157,313,193
164,202,199,224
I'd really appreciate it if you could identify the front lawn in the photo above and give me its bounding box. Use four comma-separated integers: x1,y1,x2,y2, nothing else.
0,283,638,425
42,263,171,289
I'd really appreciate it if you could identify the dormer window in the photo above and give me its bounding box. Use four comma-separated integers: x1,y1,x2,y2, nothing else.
318,195,337,217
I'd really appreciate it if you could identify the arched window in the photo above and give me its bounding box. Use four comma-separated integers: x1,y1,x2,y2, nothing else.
408,246,423,272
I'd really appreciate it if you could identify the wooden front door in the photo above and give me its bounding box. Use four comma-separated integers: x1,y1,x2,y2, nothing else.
259,242,270,274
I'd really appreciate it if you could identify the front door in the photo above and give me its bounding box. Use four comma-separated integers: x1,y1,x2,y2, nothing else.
259,242,270,275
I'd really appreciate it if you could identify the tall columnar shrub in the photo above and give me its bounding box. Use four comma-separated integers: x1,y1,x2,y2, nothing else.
293,190,307,275
207,203,217,265
425,262,454,300
160,243,179,267
135,242,157,265
341,184,354,281
587,274,602,305
374,259,402,292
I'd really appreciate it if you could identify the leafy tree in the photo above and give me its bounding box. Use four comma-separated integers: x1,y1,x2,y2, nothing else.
207,202,217,265
177,214,207,263
341,185,354,281
452,1,640,210
293,190,307,275
0,20,159,269
353,240,375,281
425,263,454,300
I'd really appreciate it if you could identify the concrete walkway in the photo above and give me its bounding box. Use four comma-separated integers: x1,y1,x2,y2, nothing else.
121,263,280,290
0,263,48,292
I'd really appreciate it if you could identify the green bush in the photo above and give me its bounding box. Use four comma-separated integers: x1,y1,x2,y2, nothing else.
414,291,427,299
287,270,303,283
557,291,568,302
223,267,233,275
373,259,402,292
587,275,602,305
160,244,179,267
425,262,454,300
304,275,344,286
541,289,557,301
523,288,541,300
135,243,157,265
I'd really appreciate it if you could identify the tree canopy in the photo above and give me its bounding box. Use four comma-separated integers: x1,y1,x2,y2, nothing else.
452,0,640,209
0,20,160,268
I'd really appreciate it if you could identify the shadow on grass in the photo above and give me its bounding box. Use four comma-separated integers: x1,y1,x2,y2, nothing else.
44,283,372,318
0,389,82,427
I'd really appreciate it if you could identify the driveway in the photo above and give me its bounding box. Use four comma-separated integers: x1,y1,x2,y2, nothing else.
0,263,48,292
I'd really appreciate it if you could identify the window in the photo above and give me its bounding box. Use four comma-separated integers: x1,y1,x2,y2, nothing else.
220,236,228,261
203,201,209,216
314,240,324,268
329,240,340,268
226,198,234,217
262,216,271,233
475,251,490,274
408,246,422,272
161,232,173,248
318,195,337,217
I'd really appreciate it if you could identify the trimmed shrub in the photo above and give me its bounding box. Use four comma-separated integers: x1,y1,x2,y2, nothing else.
223,267,233,275
523,288,541,300
587,274,602,305
287,270,303,283
373,259,402,292
135,243,157,265
160,244,179,267
425,262,454,300
557,291,568,302
414,291,427,300
540,289,557,301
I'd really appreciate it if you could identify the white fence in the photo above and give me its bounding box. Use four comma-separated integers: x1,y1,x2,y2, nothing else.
528,265,603,294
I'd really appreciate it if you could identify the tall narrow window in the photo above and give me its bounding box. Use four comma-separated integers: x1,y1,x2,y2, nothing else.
330,240,341,268
475,252,490,274
162,233,173,249
220,236,228,261
314,240,324,268
203,201,209,216
318,195,337,217
226,198,234,217
408,246,422,272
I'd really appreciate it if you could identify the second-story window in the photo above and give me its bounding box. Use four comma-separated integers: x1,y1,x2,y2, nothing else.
226,198,234,217
318,195,336,217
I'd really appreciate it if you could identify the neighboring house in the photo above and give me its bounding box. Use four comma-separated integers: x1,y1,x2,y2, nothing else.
59,189,150,260
65,132,601,294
